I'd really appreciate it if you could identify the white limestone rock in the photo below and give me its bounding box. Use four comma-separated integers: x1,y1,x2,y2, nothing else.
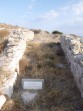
0,72,17,98
0,95,6,110
0,28,34,72
70,40,80,54
60,34,83,98
0,28,34,98
21,92,38,104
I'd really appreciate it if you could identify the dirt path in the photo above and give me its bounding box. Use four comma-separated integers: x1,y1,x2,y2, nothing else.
2,34,83,111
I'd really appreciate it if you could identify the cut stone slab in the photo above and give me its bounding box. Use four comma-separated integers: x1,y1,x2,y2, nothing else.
21,92,38,104
0,95,6,110
22,79,44,90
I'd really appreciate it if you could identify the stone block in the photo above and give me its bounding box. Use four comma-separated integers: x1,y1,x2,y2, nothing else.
21,92,38,104
0,72,17,98
0,95,6,110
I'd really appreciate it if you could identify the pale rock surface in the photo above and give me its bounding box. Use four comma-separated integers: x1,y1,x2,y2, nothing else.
0,28,5,30
60,34,83,97
0,28,34,98
21,92,38,104
0,95,6,110
1,28,34,72
0,72,17,98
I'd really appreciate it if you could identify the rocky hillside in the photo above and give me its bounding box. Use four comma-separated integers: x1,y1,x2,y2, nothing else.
0,24,83,111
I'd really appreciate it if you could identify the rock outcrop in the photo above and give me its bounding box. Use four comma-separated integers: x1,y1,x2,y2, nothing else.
60,34,83,97
0,28,34,98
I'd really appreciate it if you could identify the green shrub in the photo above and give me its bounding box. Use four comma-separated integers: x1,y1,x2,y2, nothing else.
52,30,63,34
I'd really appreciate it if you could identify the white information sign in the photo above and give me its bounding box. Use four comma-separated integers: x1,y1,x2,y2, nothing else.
22,79,44,90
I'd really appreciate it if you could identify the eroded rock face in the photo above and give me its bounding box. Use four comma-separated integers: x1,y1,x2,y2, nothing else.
60,34,83,97
0,28,34,97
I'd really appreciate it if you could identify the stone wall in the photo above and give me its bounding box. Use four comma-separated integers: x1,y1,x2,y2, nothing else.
0,28,34,98
60,34,83,97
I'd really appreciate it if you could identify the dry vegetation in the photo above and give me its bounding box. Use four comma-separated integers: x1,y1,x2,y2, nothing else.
0,23,26,54
0,29,9,39
2,37,83,111
0,29,10,54
32,30,60,43
0,23,19,30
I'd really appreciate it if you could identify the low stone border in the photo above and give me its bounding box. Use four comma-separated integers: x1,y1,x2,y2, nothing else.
0,28,34,108
60,34,83,97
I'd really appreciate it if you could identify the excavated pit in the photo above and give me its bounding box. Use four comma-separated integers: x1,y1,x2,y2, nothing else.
1,32,83,111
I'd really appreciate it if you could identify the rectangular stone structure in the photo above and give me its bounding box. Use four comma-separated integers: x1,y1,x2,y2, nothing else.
22,79,44,90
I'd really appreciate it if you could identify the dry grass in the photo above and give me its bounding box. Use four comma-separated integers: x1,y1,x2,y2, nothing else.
0,39,8,53
19,56,30,75
0,29,9,54
2,40,83,111
0,23,19,30
1,99,26,111
0,29,9,40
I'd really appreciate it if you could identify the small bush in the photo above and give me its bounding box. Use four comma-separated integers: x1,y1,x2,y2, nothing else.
52,30,63,34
